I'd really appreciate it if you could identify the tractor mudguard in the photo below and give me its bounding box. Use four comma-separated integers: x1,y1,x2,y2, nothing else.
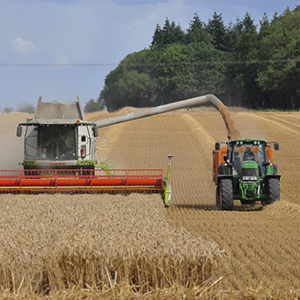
217,174,233,186
218,164,224,175
264,174,281,181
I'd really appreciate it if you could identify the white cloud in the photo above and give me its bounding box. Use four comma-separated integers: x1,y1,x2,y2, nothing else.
56,55,69,64
11,37,40,54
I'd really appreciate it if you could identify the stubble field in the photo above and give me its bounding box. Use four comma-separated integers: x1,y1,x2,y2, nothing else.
0,107,300,299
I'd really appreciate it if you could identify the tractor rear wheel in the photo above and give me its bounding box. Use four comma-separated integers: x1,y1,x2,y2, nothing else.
220,179,233,211
268,178,280,204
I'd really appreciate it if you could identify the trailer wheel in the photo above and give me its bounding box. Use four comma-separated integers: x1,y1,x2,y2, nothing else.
268,178,280,204
220,179,233,211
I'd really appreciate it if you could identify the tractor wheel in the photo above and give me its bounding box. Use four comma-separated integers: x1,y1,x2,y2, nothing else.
268,178,280,204
216,186,220,209
220,179,234,211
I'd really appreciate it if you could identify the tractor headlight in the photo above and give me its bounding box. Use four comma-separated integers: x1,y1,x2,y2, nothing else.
242,176,257,181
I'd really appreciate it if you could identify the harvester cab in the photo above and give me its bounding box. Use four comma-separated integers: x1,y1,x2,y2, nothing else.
16,96,99,171
213,136,280,210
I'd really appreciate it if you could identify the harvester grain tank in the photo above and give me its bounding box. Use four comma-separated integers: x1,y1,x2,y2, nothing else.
213,135,280,210
1,94,239,206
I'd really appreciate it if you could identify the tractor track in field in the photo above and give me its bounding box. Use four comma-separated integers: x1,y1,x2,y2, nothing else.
2,109,300,297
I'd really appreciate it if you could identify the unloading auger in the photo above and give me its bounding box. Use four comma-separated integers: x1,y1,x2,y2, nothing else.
0,94,239,206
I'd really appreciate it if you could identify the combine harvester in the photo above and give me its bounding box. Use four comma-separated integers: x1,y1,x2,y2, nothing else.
0,94,237,206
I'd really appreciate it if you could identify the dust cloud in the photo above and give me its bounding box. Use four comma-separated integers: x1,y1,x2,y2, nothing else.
0,113,31,170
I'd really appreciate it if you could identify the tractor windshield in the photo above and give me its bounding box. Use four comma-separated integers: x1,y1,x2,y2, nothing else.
231,141,267,177
231,141,266,163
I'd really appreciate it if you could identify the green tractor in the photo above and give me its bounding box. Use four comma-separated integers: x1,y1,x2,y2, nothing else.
213,136,280,210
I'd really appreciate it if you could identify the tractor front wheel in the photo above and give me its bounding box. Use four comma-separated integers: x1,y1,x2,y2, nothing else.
268,178,280,204
219,179,233,211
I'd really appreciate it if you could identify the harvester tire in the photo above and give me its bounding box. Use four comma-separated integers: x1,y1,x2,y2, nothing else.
268,178,280,204
220,179,233,211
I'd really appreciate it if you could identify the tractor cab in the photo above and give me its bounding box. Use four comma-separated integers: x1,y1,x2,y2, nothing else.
230,140,267,178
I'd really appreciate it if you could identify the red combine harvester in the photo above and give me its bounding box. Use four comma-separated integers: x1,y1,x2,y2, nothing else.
0,94,231,206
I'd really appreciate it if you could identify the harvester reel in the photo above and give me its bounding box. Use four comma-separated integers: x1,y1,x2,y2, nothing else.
95,137,111,164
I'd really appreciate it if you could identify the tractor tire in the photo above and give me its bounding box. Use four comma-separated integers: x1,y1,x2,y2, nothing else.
220,179,234,211
268,178,280,204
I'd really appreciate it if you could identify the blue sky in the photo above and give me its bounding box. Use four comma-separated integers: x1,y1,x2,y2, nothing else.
0,0,299,111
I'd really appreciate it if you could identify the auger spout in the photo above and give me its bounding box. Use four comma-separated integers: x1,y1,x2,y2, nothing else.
95,94,241,139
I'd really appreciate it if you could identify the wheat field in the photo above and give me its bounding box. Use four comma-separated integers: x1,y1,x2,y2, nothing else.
0,108,300,299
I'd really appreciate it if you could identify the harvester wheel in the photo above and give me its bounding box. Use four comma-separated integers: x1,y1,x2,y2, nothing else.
268,178,280,204
220,179,233,211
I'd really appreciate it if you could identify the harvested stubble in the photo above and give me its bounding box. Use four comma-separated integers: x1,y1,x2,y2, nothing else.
0,194,221,298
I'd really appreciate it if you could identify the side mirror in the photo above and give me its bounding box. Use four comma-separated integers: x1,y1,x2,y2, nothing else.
93,126,98,137
215,142,220,151
274,142,279,150
16,126,22,137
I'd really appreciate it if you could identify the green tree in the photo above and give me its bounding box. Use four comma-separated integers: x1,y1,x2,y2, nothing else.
99,7,300,111
156,42,233,104
206,12,228,51
259,13,270,36
151,19,185,48
84,99,103,113
156,43,197,103
232,13,260,107
17,102,35,113
3,107,13,113
186,13,213,45
257,7,300,109
100,49,160,111
191,43,234,102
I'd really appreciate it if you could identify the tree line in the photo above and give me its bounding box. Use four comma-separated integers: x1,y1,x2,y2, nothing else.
85,6,300,112
2,102,35,114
